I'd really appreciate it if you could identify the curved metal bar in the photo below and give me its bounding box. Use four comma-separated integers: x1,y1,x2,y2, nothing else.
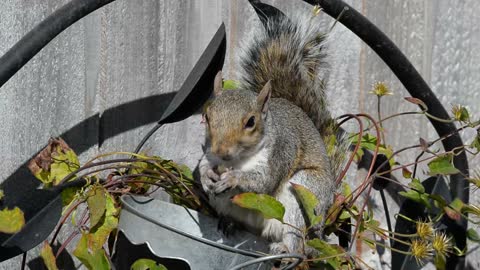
304,0,469,267
0,0,116,88
229,254,304,270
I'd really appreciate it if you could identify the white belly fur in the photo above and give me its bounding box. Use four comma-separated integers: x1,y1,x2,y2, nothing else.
235,145,269,171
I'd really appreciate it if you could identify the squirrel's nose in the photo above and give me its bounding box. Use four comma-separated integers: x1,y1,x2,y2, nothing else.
221,154,233,161
212,145,233,160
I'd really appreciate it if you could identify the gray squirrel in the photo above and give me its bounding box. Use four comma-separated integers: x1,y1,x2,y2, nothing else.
199,12,339,256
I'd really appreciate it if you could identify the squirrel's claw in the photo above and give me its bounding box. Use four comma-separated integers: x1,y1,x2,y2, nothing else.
207,168,220,182
212,179,234,194
200,168,220,194
213,171,239,194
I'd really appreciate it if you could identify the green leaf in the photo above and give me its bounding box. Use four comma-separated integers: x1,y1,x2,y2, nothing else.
178,164,193,180
0,189,4,201
363,238,376,249
471,133,480,152
27,138,79,186
87,185,107,229
50,149,80,185
73,234,110,270
128,160,156,192
87,192,119,251
462,204,480,216
61,187,79,207
444,198,464,221
402,167,412,179
408,178,425,193
338,210,351,220
429,194,448,208
450,198,464,212
325,195,346,225
350,134,395,166
131,259,167,270
291,183,322,226
434,253,446,270
452,105,470,122
232,193,285,222
467,228,480,243
307,239,343,269
0,207,25,234
342,183,352,197
40,242,59,270
428,155,460,176
223,80,239,90
398,190,431,209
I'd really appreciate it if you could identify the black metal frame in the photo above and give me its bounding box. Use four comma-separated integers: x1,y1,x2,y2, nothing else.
0,0,470,269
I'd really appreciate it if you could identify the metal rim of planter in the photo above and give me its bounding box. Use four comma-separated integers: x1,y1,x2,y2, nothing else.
119,195,304,270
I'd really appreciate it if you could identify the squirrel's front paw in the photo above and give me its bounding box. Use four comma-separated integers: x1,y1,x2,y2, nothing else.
213,170,240,194
201,168,220,194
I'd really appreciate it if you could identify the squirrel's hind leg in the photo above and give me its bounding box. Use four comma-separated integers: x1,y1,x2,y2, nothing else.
271,169,334,257
290,168,335,235
264,177,307,256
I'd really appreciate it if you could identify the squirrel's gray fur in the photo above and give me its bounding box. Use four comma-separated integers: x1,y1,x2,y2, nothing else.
199,12,337,256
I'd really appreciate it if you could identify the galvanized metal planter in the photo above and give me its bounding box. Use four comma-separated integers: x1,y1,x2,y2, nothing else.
114,195,272,270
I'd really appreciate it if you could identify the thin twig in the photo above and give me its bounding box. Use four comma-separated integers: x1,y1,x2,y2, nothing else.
55,231,79,259
336,114,364,186
50,199,84,245
348,113,382,251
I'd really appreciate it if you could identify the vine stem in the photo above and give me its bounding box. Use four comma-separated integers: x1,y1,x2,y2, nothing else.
336,114,364,186
376,96,386,144
354,254,375,270
120,179,202,210
350,113,382,203
304,252,348,262
103,174,167,188
369,238,412,256
57,157,160,185
424,111,456,123
50,199,84,246
380,189,393,247
375,95,394,246
364,111,422,132
347,113,382,252
54,211,92,259
52,201,89,259
363,117,479,188
55,231,79,259
374,226,417,238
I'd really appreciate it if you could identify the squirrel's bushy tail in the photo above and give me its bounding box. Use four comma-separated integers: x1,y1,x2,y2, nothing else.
239,13,331,135
240,13,350,180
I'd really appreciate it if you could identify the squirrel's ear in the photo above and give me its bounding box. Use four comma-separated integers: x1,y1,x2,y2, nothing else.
213,70,223,97
257,80,272,114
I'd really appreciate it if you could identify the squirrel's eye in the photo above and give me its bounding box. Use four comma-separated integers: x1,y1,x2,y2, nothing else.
245,116,255,129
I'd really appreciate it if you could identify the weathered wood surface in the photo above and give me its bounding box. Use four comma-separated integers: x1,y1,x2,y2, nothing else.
1,0,479,268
